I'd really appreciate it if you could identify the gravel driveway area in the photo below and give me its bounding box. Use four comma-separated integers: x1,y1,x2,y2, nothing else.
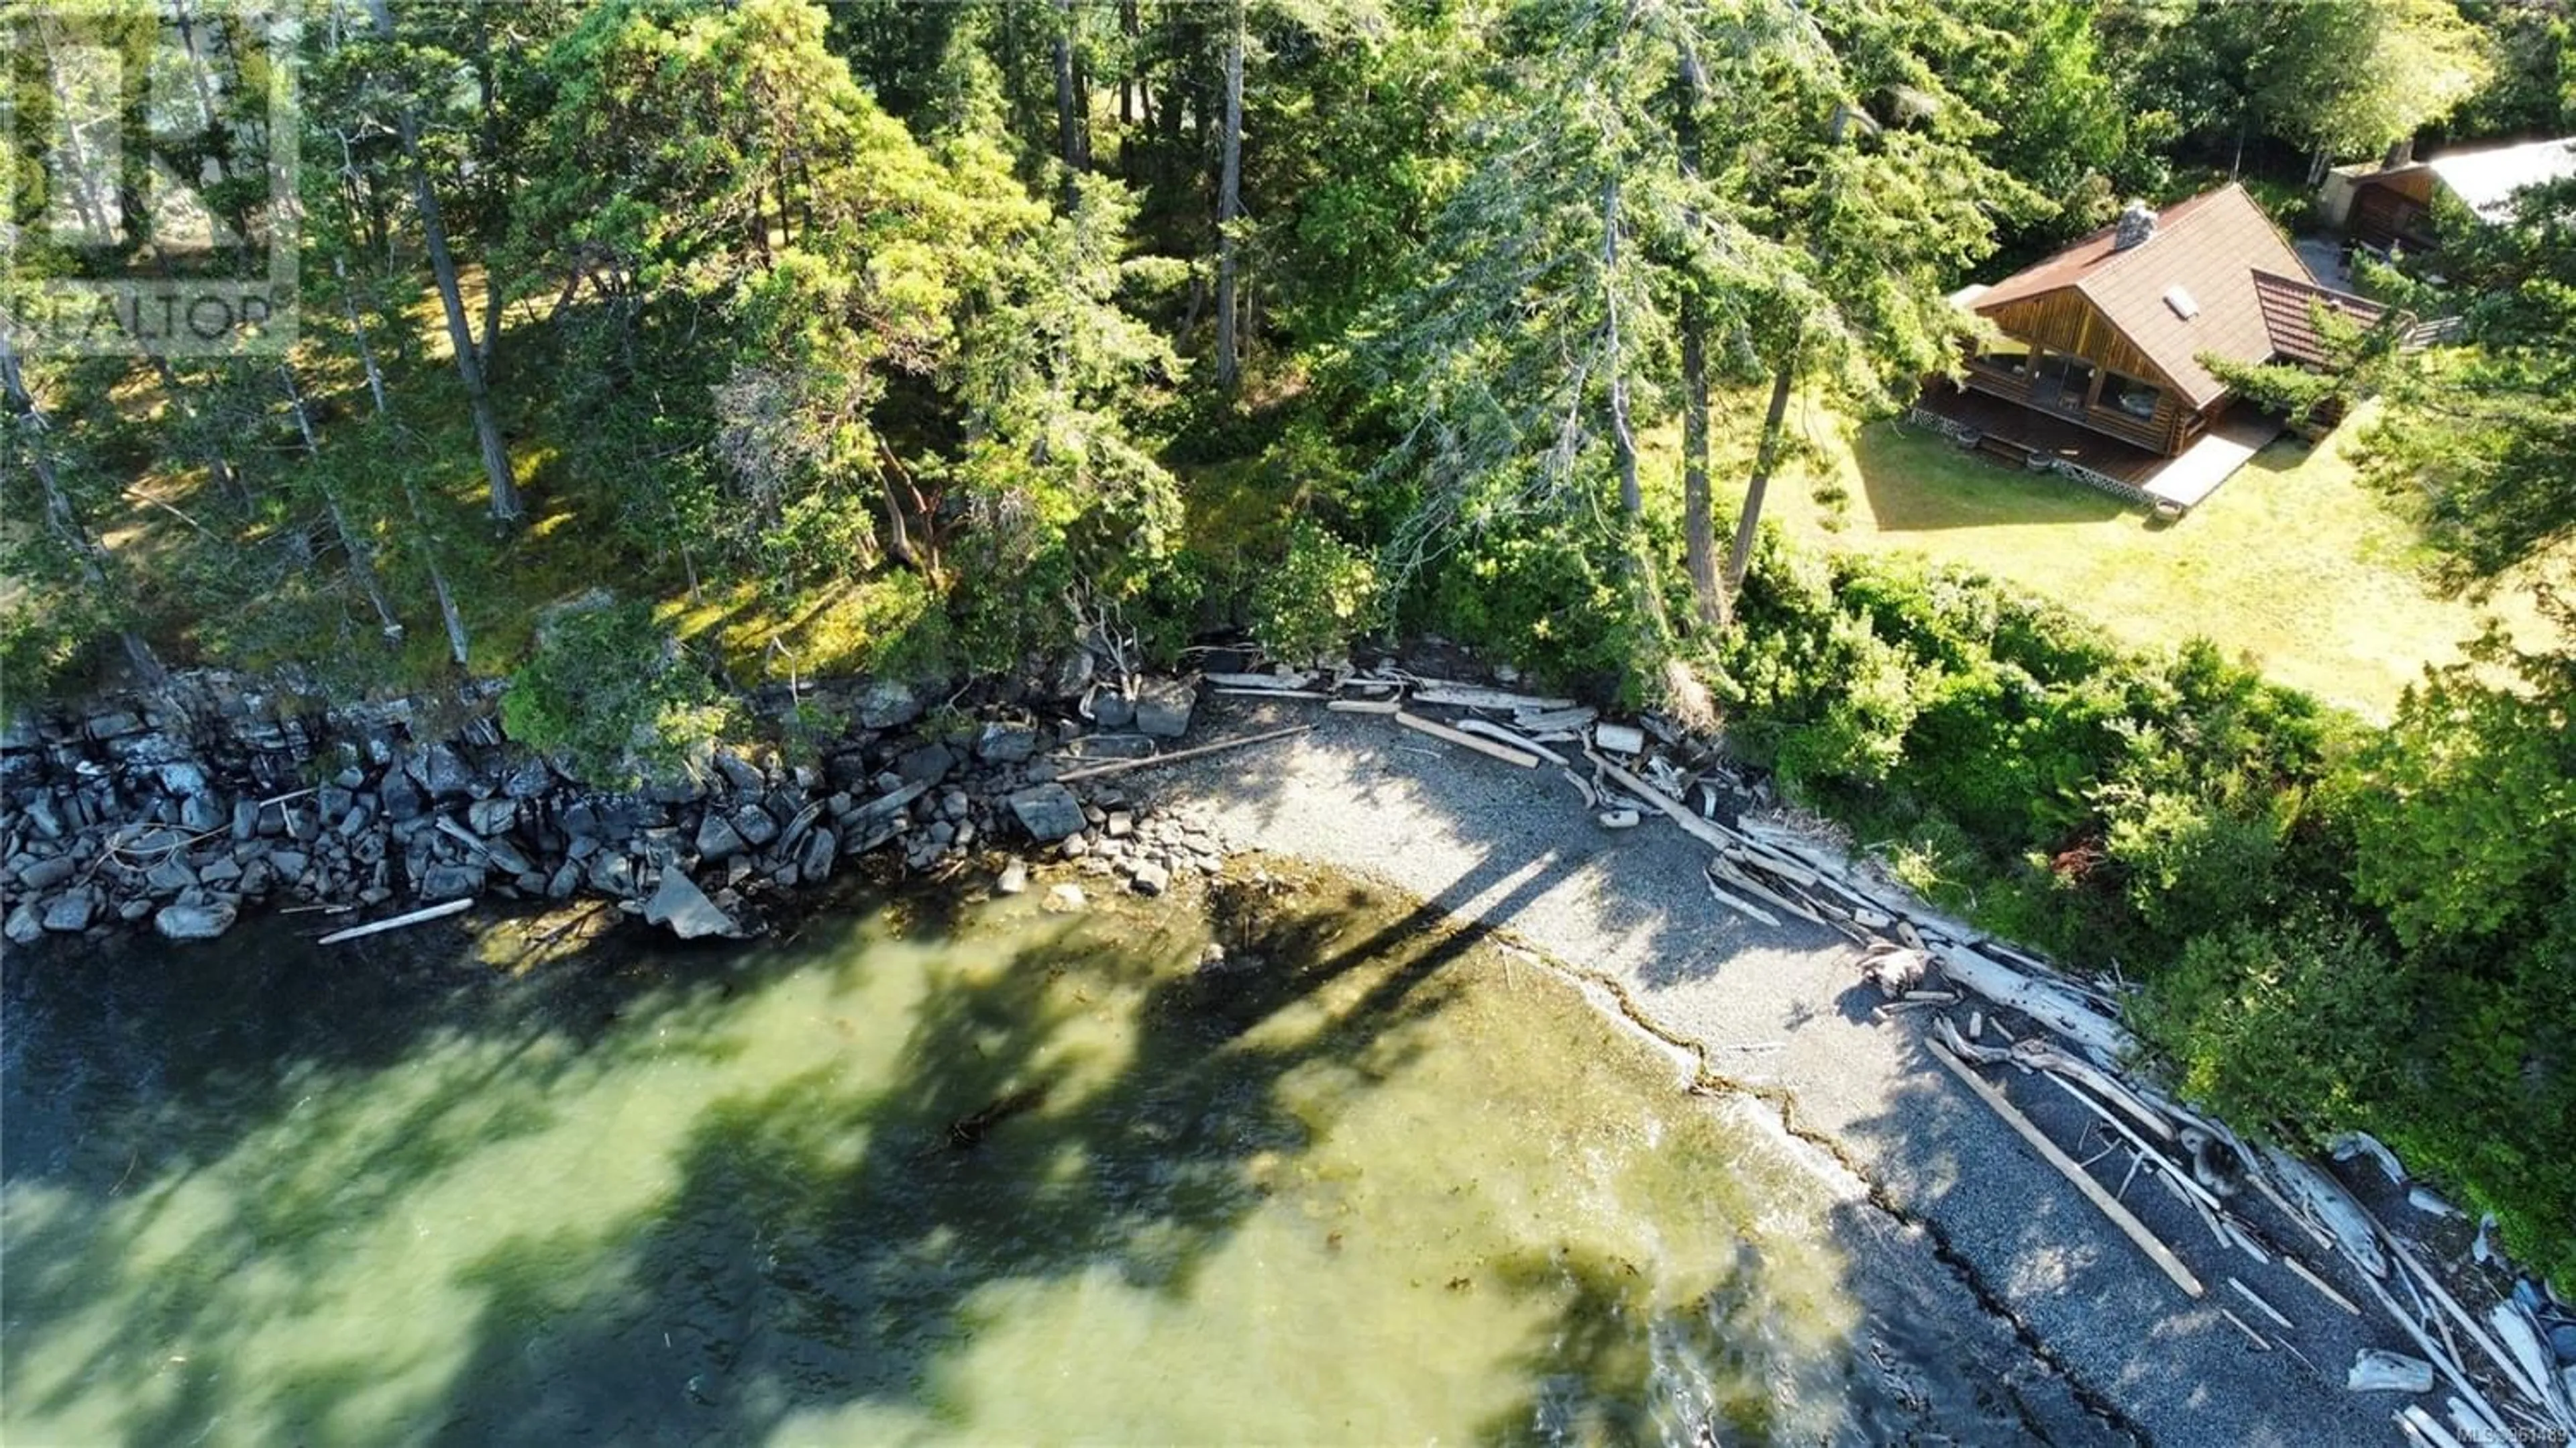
1146,697,2394,1448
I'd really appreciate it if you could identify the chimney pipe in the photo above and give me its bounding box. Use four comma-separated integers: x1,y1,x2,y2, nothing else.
2113,199,2156,251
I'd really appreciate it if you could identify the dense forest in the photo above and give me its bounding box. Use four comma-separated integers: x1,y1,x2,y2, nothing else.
4,0,2573,1281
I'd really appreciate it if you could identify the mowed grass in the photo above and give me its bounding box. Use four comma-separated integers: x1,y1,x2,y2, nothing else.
1753,401,2555,719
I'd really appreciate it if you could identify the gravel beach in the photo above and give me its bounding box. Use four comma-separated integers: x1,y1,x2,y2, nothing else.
1154,696,2394,1448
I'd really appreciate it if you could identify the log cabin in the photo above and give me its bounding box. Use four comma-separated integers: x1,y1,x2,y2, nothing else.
1912,183,2383,511
2321,136,2576,258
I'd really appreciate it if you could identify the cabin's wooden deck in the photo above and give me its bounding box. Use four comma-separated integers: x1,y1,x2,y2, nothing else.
1908,380,2278,513
1910,380,2166,485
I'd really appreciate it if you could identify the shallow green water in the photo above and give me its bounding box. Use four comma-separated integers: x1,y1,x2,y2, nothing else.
3,870,1993,1445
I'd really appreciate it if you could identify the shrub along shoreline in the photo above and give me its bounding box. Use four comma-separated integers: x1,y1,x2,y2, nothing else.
1650,529,2575,1290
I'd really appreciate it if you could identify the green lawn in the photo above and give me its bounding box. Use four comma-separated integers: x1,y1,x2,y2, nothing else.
1754,401,2553,719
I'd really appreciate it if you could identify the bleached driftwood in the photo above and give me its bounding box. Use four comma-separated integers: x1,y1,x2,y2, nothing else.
1411,685,1575,712
2286,1253,2363,1316
1596,808,1640,829
2220,1306,2272,1349
1514,705,1599,734
1055,723,1313,782
2490,1301,2576,1432
2363,1267,2519,1445
1214,686,1329,699
1455,717,1570,766
317,897,475,945
1587,752,1735,854
2385,1226,2571,1433
2009,1039,2176,1143
1927,940,2137,1061
2330,1131,2408,1185
2259,1146,2389,1279
1393,710,1541,766
1203,670,1316,690
1328,698,1402,715
1705,877,1782,928
1593,722,1647,756
1707,857,1825,925
2350,1350,2437,1394
2398,1404,2467,1448
1927,1038,2204,1298
2231,1277,2295,1331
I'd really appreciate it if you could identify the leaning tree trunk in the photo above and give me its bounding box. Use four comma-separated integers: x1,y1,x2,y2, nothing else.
1680,305,1717,625
336,259,391,416
402,480,472,668
1214,0,1246,391
364,0,522,524
1602,175,1642,521
280,363,403,645
1674,49,1718,627
1718,358,1796,628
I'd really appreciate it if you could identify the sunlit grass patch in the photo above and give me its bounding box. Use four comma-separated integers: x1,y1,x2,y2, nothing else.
1747,399,2554,719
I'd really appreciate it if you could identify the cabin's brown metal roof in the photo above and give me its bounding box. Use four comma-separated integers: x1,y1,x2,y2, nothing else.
1969,184,2345,408
2249,270,2387,367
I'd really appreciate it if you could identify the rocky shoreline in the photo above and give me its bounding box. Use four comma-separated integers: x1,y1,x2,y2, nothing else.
0,667,1234,950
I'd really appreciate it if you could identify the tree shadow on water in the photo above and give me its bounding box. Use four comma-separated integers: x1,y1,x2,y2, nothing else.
7,841,1634,1447
386,874,1508,1446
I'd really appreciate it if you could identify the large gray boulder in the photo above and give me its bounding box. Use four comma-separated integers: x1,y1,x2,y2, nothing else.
643,867,741,940
798,827,837,883
894,742,955,786
713,751,766,795
1009,784,1087,843
729,802,780,848
502,757,556,799
586,851,636,897
378,772,427,823
857,680,922,729
414,742,484,799
42,889,96,933
178,791,227,833
19,791,65,839
1133,679,1197,739
145,857,199,894
17,855,76,891
421,863,485,900
467,798,518,837
154,901,237,941
3,903,43,945
694,812,747,862
976,721,1040,764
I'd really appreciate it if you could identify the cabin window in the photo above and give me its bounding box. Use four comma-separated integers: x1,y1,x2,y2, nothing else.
2034,352,2095,411
1974,337,2029,375
2098,372,2160,421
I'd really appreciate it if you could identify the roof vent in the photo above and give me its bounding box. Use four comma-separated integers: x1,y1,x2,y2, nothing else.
2164,285,2200,320
2114,199,2157,251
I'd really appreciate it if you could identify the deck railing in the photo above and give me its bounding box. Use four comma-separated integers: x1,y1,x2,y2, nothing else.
1904,405,2151,507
